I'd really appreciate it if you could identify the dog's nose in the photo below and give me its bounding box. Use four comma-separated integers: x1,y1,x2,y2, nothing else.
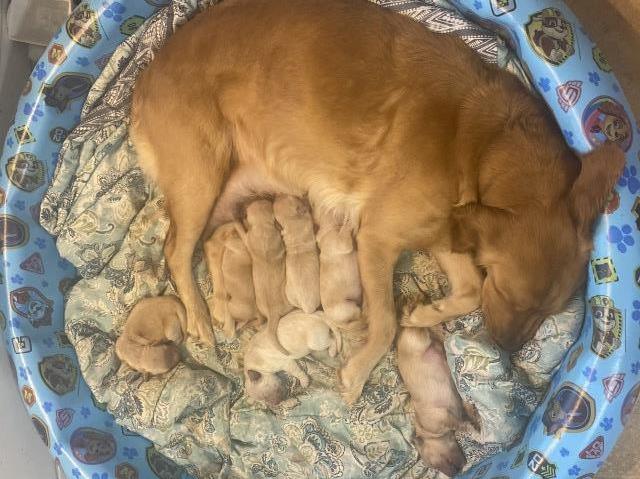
247,369,262,382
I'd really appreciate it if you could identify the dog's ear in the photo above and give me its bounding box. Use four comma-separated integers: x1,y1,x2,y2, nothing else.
569,142,625,246
451,203,509,254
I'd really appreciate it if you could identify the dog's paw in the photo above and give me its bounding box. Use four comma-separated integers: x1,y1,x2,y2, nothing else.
401,303,444,328
187,308,216,346
338,363,366,405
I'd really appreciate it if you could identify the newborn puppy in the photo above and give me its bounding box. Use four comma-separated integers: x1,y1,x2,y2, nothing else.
116,296,185,375
397,327,472,477
243,200,293,351
222,223,258,332
244,310,337,405
316,211,362,325
203,223,237,337
273,195,321,313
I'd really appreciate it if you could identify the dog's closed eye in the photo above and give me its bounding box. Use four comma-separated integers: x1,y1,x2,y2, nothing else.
247,370,262,382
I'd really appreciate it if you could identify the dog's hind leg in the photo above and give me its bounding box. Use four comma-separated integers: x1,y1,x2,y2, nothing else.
338,231,400,404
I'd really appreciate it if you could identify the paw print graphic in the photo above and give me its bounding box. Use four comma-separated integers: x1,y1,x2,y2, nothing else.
560,448,570,457
582,366,597,382
103,1,125,22
588,71,601,86
32,61,46,81
569,465,581,476
600,417,614,431
76,56,90,67
619,165,640,194
633,300,640,322
563,129,575,145
538,77,551,92
608,224,635,252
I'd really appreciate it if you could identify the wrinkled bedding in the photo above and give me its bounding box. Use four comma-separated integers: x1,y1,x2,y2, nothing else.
39,1,582,477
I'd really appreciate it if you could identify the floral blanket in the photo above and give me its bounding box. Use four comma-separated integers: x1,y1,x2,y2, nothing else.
39,1,581,478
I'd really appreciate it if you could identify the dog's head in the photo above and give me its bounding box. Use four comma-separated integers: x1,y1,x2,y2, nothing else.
453,141,625,351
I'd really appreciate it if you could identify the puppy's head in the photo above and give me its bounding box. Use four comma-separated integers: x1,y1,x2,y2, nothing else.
243,369,288,406
415,433,466,477
453,142,625,351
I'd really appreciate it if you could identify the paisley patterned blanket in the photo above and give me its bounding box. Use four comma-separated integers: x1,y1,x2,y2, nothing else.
39,1,583,477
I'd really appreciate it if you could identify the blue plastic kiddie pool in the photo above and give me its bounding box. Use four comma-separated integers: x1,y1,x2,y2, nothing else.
1,1,638,478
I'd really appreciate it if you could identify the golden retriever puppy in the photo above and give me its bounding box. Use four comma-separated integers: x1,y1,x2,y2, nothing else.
397,327,472,477
131,0,624,402
222,223,258,332
203,221,257,338
316,210,362,325
115,296,185,375
273,195,321,313
244,310,337,405
243,200,293,351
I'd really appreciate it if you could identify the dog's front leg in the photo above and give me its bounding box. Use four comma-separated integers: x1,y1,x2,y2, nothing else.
285,360,310,388
339,231,400,404
402,251,482,327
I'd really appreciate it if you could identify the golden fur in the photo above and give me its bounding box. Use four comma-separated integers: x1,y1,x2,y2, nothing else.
131,0,625,402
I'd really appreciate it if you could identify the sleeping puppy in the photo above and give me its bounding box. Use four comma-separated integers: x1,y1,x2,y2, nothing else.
203,221,257,337
116,296,185,375
315,210,366,359
243,200,293,351
273,195,321,313
244,310,337,405
131,0,624,402
397,327,475,477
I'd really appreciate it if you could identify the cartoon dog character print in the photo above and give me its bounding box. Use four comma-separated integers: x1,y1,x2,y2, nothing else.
6,153,46,192
526,8,575,66
589,295,623,359
583,96,633,151
542,382,596,436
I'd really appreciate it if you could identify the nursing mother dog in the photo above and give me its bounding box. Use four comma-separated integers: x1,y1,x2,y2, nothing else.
130,0,624,403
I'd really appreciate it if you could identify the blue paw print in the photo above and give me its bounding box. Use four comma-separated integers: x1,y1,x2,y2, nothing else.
103,1,125,22
538,77,551,92
18,367,28,380
92,473,108,479
10,274,23,285
473,0,482,10
23,103,44,121
32,61,46,80
600,417,614,431
583,366,597,382
41,280,48,288
123,447,138,459
588,71,601,86
619,165,640,194
76,56,90,67
6,136,14,147
607,224,635,253
53,442,62,455
35,238,46,249
80,406,91,418
560,447,570,457
12,317,20,328
497,461,508,471
43,401,52,412
633,300,640,322
13,200,25,211
632,361,640,375
569,465,581,476
72,469,81,479
563,129,575,145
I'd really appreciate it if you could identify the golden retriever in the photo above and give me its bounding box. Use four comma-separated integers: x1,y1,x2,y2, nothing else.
131,0,624,402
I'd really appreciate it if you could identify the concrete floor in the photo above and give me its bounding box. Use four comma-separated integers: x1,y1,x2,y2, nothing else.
563,1,640,477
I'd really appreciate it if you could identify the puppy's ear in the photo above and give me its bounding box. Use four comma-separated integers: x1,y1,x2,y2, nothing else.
569,142,625,245
451,203,508,254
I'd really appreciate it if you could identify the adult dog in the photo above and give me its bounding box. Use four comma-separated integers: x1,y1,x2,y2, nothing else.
131,0,624,403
